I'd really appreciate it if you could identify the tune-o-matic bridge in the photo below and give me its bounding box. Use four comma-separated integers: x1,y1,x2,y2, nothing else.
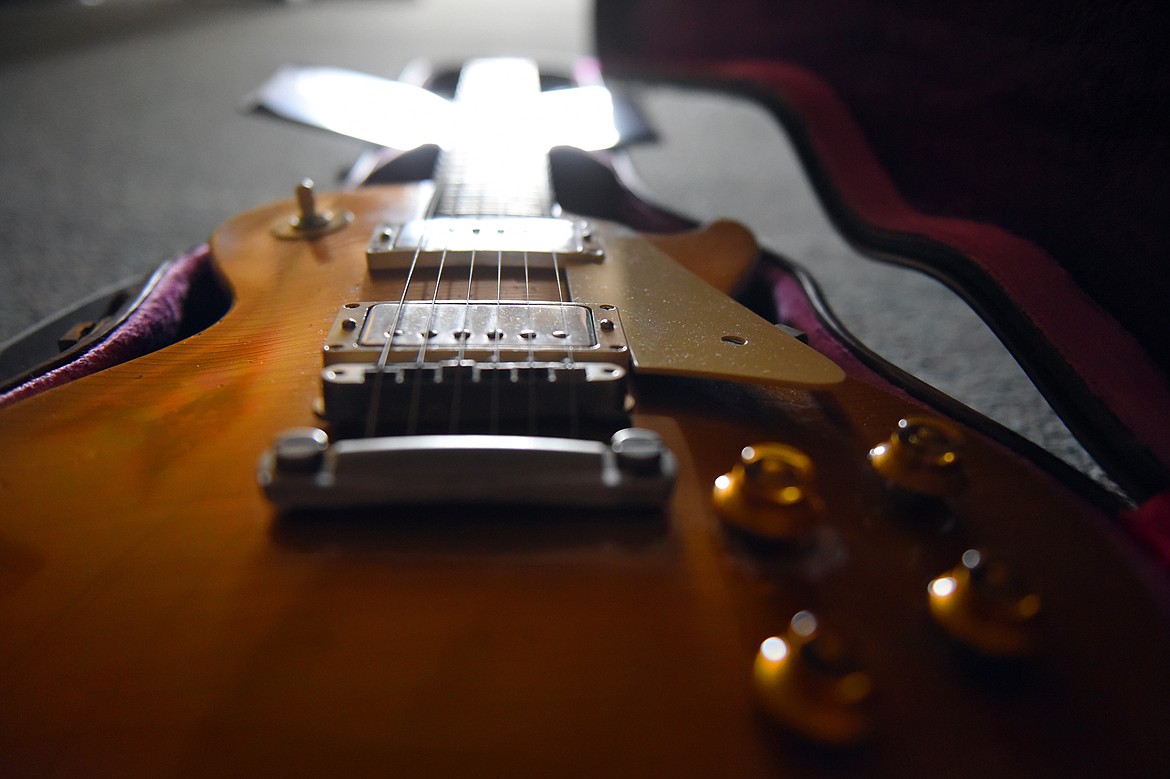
323,360,629,434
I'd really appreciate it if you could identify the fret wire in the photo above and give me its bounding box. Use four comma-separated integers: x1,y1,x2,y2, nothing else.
433,126,554,218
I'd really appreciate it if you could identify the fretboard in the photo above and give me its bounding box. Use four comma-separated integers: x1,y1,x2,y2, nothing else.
432,58,554,219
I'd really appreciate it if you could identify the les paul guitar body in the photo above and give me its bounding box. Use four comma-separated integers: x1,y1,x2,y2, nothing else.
2,60,1169,777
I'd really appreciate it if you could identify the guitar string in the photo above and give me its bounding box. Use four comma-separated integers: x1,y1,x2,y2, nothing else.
550,247,580,438
447,243,477,435
367,58,495,438
362,174,445,439
523,247,537,436
444,142,492,435
393,143,478,437
364,63,574,440
521,139,557,437
433,142,474,436
489,246,503,435
404,222,455,436
527,130,573,437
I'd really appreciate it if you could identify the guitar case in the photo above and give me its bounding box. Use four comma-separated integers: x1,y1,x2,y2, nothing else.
593,0,1170,565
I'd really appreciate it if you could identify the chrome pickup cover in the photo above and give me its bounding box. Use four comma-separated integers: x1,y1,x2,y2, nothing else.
322,301,630,366
367,217,603,270
360,301,595,349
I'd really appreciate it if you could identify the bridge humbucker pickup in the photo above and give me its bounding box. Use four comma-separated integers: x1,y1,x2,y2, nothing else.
359,302,596,349
322,360,629,435
323,301,631,367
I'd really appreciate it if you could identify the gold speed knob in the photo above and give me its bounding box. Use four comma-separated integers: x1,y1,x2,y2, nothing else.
712,443,821,541
928,549,1042,659
869,416,965,498
753,611,873,746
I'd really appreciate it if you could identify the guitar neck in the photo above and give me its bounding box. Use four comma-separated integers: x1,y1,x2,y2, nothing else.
432,58,555,218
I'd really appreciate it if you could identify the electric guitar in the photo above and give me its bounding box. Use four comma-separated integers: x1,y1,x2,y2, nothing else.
1,59,1167,778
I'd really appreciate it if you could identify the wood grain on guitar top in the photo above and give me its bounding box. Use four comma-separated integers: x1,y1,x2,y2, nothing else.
0,185,1167,777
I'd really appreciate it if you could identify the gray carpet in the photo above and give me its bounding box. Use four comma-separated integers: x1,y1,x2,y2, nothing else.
0,0,1103,485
